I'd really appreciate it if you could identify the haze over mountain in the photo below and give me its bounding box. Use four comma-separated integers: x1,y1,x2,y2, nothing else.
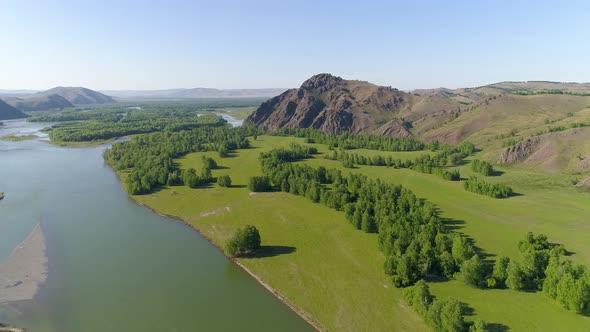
101,88,287,99
0,99,27,120
3,94,74,112
35,87,114,104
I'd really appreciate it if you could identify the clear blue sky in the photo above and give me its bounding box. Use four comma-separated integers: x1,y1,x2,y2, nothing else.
1,0,589,90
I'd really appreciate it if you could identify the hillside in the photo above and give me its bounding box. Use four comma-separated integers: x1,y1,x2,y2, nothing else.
4,94,73,112
0,100,27,120
245,73,461,136
101,88,286,99
35,87,114,104
414,81,590,104
246,74,590,173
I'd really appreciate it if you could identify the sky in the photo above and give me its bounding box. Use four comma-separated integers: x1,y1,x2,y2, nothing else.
1,0,589,90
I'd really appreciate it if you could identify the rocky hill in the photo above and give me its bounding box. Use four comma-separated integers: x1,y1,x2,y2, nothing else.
35,87,114,104
4,94,73,112
0,100,27,120
245,74,460,136
246,74,590,173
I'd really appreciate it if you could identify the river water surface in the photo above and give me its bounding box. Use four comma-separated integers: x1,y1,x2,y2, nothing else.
0,120,313,331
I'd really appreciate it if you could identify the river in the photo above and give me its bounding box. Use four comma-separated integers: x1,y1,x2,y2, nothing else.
0,119,313,331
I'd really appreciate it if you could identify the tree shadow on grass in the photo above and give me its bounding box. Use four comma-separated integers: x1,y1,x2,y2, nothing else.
486,323,510,332
442,217,466,231
245,245,297,258
461,302,510,332
491,169,505,177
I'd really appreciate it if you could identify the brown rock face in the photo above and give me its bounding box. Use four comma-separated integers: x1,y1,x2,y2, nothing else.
245,73,457,137
498,137,543,164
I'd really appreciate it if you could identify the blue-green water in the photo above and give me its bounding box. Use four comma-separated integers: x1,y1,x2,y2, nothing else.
0,120,313,332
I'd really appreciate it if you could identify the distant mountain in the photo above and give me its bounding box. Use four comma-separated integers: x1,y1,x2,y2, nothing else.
0,99,27,120
245,73,460,136
102,88,287,99
414,81,590,104
35,87,114,104
3,94,74,112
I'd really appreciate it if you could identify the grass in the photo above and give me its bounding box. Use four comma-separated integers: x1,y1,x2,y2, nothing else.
128,135,590,331
0,135,38,141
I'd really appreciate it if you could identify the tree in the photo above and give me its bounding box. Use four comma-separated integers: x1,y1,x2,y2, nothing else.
459,255,487,288
452,235,475,266
248,176,271,192
492,256,510,287
217,175,232,187
506,261,526,290
225,225,261,257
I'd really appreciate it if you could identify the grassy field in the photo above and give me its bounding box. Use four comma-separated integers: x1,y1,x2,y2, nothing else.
131,135,590,331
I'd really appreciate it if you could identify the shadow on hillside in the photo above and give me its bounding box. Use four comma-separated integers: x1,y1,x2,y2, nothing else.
486,323,510,332
246,245,297,258
461,302,510,332
491,169,505,176
230,184,247,189
214,165,230,170
442,218,465,231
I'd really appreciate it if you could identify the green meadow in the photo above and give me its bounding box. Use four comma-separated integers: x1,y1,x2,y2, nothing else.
131,135,590,331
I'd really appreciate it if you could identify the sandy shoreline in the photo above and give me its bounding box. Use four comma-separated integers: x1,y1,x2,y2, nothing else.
134,199,323,331
0,223,48,304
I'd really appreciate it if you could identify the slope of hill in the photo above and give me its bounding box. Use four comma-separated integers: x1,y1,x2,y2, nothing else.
4,94,74,112
414,81,590,104
101,88,286,99
35,87,114,104
245,73,461,136
0,100,27,120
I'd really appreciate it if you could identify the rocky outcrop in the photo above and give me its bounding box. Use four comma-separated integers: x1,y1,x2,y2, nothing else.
575,177,590,188
498,137,543,164
245,73,457,137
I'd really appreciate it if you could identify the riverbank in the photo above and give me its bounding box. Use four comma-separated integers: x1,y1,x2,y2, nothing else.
0,223,47,304
112,137,430,332
132,198,322,331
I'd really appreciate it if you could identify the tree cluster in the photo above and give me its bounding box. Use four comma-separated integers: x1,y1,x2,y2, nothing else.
463,177,513,198
404,280,489,332
253,146,480,287
325,140,474,181
105,126,253,194
488,232,590,316
470,159,494,176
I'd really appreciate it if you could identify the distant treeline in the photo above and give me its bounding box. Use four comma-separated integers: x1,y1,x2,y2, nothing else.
271,128,431,151
325,141,475,181
513,90,590,97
